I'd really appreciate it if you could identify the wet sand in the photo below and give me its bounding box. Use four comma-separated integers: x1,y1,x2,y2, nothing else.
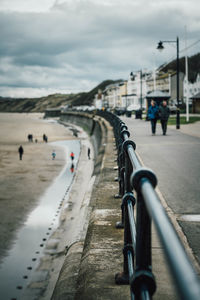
0,113,75,262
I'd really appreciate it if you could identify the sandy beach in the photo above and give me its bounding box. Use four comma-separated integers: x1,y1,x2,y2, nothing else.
0,113,75,262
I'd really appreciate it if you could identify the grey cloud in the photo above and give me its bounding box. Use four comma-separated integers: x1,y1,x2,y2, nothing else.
0,0,200,97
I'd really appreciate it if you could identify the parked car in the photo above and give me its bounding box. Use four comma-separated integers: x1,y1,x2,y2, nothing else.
169,105,177,114
127,104,141,111
114,107,126,116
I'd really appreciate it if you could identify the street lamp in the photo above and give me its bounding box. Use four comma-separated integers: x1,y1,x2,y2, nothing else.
157,37,180,129
140,70,143,113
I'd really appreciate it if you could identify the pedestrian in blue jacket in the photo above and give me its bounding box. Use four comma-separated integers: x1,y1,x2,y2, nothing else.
147,100,159,135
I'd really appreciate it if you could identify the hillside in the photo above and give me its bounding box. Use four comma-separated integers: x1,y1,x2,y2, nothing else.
0,79,121,113
160,52,200,82
0,93,78,113
72,79,122,106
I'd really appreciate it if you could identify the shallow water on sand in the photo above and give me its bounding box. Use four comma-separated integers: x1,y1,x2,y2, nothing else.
0,139,80,300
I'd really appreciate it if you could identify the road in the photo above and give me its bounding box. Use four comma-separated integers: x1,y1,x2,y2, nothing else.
120,116,200,266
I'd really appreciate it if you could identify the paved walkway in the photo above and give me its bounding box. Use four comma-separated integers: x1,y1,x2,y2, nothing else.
170,120,200,138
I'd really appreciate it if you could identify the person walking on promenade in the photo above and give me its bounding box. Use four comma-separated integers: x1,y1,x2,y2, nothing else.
52,150,56,160
70,151,74,161
147,100,159,135
18,145,24,160
88,147,91,159
159,100,170,135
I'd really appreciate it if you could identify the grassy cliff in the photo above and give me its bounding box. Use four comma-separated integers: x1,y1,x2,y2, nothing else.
0,80,120,112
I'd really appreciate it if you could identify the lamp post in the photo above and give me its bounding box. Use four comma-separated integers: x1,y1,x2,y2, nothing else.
157,37,180,129
140,70,143,112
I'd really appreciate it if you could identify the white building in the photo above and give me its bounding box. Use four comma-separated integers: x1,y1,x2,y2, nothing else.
94,89,103,109
121,71,148,110
146,71,171,94
146,71,184,104
103,82,123,108
94,69,187,111
183,73,200,103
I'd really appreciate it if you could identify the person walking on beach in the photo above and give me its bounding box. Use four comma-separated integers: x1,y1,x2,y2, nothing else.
159,100,170,135
18,145,24,160
88,147,91,159
43,134,48,143
70,163,74,173
27,134,33,142
52,150,56,160
70,151,75,161
147,100,159,135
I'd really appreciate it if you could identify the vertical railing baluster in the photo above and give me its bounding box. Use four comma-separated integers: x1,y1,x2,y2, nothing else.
136,190,152,271
130,190,156,299
123,145,134,279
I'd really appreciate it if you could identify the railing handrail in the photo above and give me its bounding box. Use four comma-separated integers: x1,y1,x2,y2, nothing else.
96,110,200,300
140,178,200,299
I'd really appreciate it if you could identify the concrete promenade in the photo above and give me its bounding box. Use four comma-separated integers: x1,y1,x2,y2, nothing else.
51,116,200,300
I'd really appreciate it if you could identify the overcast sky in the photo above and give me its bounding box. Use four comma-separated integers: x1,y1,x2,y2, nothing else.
0,0,199,98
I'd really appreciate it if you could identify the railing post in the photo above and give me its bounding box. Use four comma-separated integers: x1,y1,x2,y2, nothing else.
115,139,135,285
115,192,135,285
115,143,124,199
115,128,129,228
118,138,133,231
136,190,152,271
115,167,125,229
115,143,126,229
130,177,156,298
114,123,126,199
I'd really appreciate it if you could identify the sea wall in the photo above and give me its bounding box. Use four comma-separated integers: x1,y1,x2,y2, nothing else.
50,111,130,300
60,111,107,175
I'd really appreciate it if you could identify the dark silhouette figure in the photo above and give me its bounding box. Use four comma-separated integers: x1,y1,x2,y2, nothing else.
52,150,56,160
28,134,33,142
73,131,78,137
70,163,74,173
159,100,170,135
88,147,91,159
18,145,24,160
70,152,74,161
43,134,48,143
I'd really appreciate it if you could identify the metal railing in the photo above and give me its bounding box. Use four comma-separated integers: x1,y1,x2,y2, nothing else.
97,110,200,300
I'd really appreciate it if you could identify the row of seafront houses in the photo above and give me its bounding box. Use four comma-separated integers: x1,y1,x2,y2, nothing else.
94,70,200,113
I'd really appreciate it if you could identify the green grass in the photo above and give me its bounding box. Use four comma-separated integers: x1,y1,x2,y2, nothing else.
140,115,200,125
167,116,200,125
